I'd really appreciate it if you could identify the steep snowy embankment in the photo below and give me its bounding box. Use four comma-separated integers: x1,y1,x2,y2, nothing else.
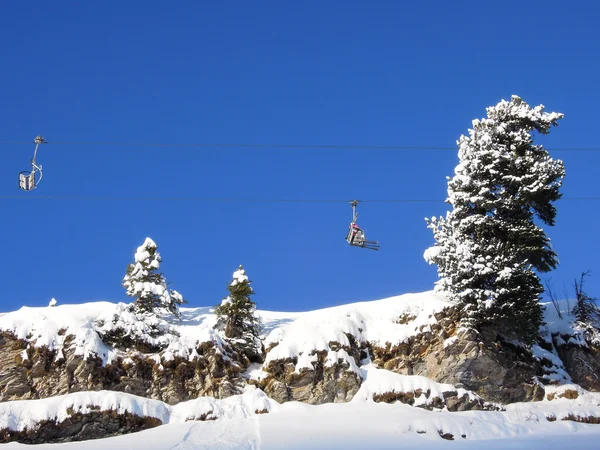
0,291,451,369
256,291,452,376
0,386,271,432
2,291,600,448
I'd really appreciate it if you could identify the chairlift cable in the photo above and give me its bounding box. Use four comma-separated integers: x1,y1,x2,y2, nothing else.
1,195,599,203
3,139,600,152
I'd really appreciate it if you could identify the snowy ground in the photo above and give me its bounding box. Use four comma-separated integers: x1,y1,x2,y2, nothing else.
2,383,600,449
1,292,600,448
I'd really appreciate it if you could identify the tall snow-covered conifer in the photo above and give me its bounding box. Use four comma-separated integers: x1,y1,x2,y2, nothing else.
122,237,186,319
214,265,263,363
424,95,565,344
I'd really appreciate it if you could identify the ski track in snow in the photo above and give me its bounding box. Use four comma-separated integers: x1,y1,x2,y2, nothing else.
3,392,600,449
168,417,261,450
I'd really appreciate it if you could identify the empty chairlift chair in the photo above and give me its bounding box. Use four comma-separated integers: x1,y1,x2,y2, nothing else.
19,135,46,191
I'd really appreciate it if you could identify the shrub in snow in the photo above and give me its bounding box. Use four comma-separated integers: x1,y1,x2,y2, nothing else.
424,95,565,344
48,298,57,307
122,237,186,319
214,265,263,363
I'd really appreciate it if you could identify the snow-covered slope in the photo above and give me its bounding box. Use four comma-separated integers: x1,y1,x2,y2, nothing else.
0,291,451,368
1,291,600,448
2,380,600,449
0,386,271,432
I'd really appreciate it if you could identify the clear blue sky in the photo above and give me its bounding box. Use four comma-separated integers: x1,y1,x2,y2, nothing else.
1,1,598,313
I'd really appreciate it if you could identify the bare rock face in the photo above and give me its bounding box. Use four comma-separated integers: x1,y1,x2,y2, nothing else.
555,343,600,392
535,324,600,393
370,308,545,404
7,305,596,412
0,411,161,444
0,332,245,404
257,351,362,404
256,307,548,406
422,328,545,404
255,332,367,405
371,386,501,412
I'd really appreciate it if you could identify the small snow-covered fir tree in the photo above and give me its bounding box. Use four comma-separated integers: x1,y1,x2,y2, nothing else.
572,271,599,325
122,237,186,319
214,265,263,363
424,95,565,344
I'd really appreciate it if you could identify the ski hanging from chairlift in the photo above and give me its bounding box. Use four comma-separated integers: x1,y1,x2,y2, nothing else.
19,135,46,191
345,200,380,250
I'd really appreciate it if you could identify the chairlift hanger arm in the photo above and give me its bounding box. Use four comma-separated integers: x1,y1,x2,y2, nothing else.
31,135,46,166
350,200,360,223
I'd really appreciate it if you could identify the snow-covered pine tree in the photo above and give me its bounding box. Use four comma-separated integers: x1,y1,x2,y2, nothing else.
122,237,186,319
424,95,565,344
214,265,263,363
572,271,599,325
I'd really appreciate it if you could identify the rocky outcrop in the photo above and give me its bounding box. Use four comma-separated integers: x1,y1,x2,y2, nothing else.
372,387,501,412
0,332,245,405
255,307,525,407
253,307,550,406
421,327,545,404
534,323,600,393
256,351,362,404
3,297,600,446
254,332,367,405
4,305,597,412
555,342,600,392
369,308,545,404
0,410,161,444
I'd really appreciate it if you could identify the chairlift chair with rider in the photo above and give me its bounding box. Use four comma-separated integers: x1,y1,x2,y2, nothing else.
19,135,46,191
345,200,380,250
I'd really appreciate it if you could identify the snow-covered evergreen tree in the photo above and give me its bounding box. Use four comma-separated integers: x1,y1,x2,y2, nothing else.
214,265,263,363
424,95,565,344
572,271,599,325
122,237,186,319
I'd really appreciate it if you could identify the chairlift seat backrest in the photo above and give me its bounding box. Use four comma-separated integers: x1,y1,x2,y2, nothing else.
19,171,35,190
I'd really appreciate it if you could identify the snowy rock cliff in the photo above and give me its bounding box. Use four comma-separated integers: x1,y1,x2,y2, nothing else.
0,292,598,443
